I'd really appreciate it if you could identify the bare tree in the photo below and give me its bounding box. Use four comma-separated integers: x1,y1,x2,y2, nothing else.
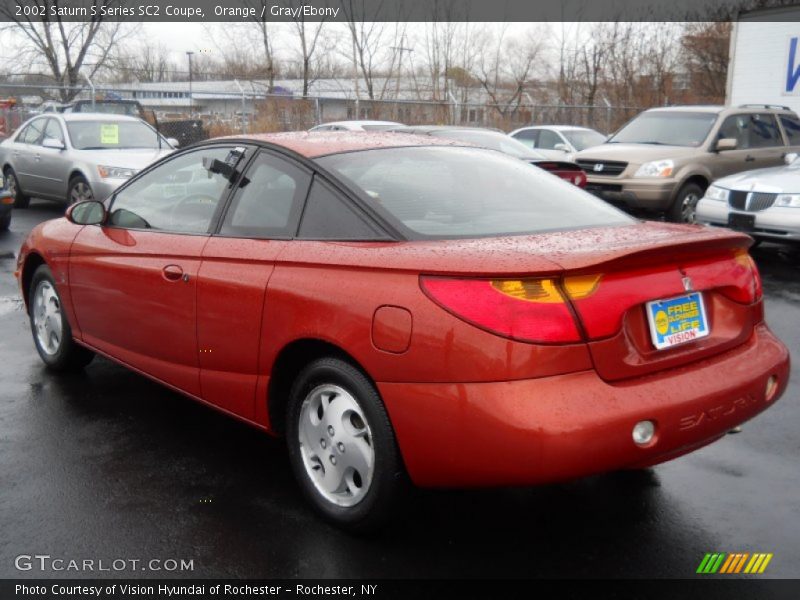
474,26,544,117
110,42,175,83
0,0,133,101
681,22,732,102
242,0,278,89
339,0,390,100
283,0,329,96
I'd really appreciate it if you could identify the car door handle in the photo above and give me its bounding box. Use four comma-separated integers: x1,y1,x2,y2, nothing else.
745,155,755,162
33,154,40,161
162,265,185,282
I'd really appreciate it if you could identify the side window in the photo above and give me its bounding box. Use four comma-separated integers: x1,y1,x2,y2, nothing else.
717,115,749,149
219,151,311,239
298,178,385,240
779,115,800,145
43,119,64,144
19,119,46,144
537,129,562,150
109,147,235,234
513,129,538,149
748,114,782,148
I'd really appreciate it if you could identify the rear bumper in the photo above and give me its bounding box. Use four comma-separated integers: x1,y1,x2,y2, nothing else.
696,200,800,242
379,323,789,488
585,177,676,211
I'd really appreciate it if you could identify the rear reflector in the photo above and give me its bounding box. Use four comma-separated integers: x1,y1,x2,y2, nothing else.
421,277,582,343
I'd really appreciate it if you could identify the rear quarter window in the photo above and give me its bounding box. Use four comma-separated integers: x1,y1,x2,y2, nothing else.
780,115,800,145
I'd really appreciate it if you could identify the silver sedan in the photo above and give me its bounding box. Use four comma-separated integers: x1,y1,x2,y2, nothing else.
0,113,176,208
696,154,800,243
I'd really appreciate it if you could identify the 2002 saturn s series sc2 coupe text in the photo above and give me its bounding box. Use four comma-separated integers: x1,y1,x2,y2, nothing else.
15,132,790,531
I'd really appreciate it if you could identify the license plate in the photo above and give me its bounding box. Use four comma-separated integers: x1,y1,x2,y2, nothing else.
645,292,709,350
728,212,755,231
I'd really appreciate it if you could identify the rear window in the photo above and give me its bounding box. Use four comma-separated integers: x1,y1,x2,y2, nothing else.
316,146,632,239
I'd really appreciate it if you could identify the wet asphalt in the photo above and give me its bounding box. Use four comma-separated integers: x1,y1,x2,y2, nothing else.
0,201,798,580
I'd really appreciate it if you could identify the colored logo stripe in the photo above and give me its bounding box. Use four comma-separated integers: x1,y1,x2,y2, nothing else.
697,552,773,574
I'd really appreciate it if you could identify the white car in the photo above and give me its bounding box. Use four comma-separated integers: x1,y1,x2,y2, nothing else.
309,120,404,132
696,154,800,243
509,125,606,160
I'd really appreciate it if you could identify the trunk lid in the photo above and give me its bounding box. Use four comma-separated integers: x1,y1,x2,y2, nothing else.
540,223,761,381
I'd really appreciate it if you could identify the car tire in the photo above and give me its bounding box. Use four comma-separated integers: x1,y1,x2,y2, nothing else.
0,212,10,232
29,265,94,371
68,175,94,205
286,357,405,533
668,182,705,223
4,167,30,209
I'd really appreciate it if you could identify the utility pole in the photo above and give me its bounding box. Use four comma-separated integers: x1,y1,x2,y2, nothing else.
186,51,195,116
390,34,413,101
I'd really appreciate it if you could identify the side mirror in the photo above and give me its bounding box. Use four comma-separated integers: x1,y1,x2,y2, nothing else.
554,143,569,152
66,200,106,225
716,138,737,152
42,137,65,150
167,137,180,148
785,152,798,165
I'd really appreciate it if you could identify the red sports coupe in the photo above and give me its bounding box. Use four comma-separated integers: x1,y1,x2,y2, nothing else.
16,132,790,531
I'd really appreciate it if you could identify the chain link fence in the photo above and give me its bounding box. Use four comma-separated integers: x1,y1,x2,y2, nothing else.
0,82,645,141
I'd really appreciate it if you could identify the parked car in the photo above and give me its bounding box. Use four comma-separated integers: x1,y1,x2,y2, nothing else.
16,131,788,530
509,125,607,160
39,101,73,114
0,113,176,208
0,172,11,231
309,120,404,132
696,152,800,243
392,125,587,186
573,105,800,222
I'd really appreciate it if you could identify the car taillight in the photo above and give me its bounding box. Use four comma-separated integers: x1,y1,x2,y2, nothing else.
732,249,763,303
420,276,583,343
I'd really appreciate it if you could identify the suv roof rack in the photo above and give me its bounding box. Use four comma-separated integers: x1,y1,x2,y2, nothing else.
738,104,792,111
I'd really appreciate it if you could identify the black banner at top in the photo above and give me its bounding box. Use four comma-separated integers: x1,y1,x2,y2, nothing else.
2,0,800,23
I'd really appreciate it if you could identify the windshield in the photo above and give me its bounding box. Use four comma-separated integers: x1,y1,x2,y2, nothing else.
562,129,607,150
74,102,139,116
67,120,163,150
429,129,545,159
316,146,632,239
608,112,717,147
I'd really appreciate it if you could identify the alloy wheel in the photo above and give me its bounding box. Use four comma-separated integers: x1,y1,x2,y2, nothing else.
681,192,700,223
6,172,17,198
32,280,63,356
70,181,93,204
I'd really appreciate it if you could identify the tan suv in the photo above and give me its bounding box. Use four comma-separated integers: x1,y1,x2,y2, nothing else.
574,105,800,222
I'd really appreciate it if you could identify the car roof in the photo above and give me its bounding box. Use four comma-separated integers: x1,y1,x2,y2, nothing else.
514,125,596,131
645,105,725,114
223,131,466,158
391,125,505,135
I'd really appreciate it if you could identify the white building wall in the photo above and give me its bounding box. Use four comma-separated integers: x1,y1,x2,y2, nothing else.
728,8,800,114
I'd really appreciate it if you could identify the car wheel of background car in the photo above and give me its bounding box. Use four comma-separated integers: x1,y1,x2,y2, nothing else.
668,182,705,223
0,212,10,232
4,168,30,209
29,265,94,371
286,357,405,532
68,175,94,205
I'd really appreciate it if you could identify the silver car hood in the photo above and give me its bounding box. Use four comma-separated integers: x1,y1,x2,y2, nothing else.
715,164,800,193
76,148,174,170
